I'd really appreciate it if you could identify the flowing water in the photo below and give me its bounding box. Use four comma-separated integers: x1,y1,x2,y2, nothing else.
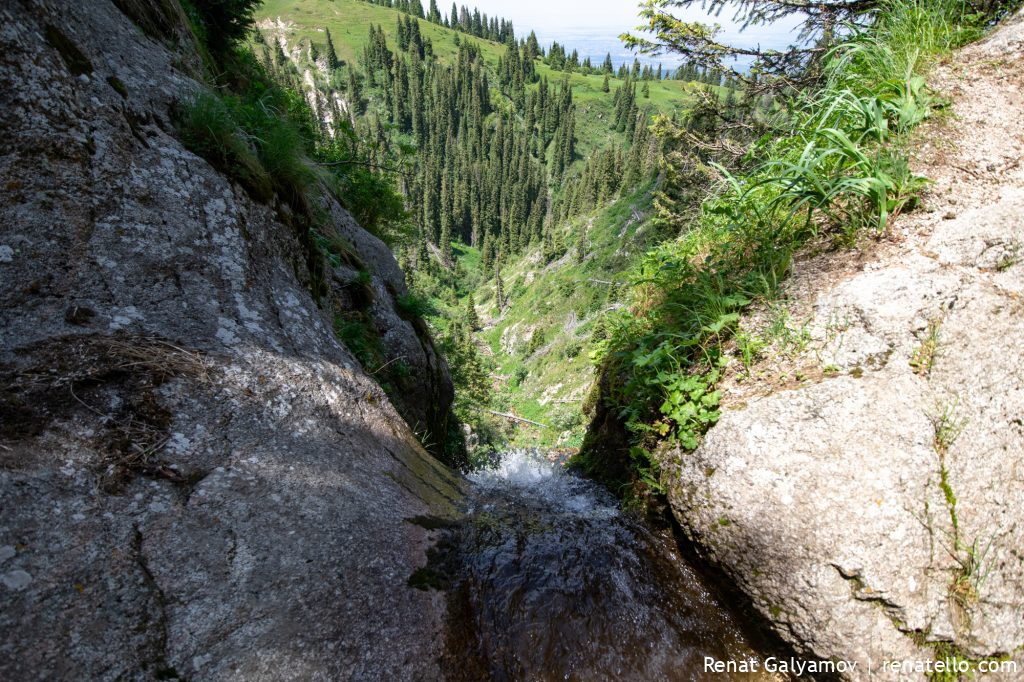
435,450,780,681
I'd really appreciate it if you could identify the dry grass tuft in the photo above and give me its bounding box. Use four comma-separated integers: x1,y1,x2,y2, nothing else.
0,334,214,489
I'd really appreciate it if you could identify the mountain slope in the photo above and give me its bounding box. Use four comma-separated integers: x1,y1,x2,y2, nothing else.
252,0,718,453
253,0,703,187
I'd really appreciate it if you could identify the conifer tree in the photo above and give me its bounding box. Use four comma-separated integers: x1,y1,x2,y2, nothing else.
494,268,504,312
602,73,610,93
273,39,287,68
347,66,362,113
480,233,493,274
440,222,454,267
325,27,339,70
465,293,480,330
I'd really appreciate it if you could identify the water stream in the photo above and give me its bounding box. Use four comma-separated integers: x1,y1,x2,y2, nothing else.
435,450,781,681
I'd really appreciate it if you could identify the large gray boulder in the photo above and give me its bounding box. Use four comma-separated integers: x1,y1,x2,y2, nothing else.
0,1,461,679
663,13,1024,680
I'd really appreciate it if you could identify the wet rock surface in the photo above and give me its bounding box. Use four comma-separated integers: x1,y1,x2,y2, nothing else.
436,451,776,682
664,12,1024,680
0,1,460,679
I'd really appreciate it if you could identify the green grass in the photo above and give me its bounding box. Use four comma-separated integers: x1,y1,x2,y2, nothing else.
578,0,996,496
445,181,661,449
333,313,382,369
175,90,274,202
258,0,505,67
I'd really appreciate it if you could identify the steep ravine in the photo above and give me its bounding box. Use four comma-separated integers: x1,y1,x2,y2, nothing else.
0,2,776,680
5,1,1021,681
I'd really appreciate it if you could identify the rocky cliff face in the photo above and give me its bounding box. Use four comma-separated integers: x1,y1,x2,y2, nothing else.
663,13,1024,680
0,1,461,679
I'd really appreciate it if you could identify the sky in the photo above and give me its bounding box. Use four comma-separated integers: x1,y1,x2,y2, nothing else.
459,0,804,70
464,0,666,31
459,0,801,40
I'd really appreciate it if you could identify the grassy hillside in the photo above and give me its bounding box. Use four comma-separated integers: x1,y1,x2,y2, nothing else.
255,0,697,162
253,0,706,456
471,183,667,448
258,0,504,65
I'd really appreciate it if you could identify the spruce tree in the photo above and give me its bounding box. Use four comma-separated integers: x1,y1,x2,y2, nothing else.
601,73,610,93
494,268,504,312
465,293,480,330
480,233,493,274
440,223,454,267
347,66,362,114
325,27,339,70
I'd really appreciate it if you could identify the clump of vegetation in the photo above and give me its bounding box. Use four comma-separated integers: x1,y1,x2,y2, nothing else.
333,314,382,370
44,24,93,76
583,0,1003,496
928,398,995,615
910,317,943,376
396,292,435,319
175,90,274,201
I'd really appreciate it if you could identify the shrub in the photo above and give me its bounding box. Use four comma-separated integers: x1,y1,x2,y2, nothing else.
175,91,272,201
333,315,381,369
526,328,546,356
396,292,435,319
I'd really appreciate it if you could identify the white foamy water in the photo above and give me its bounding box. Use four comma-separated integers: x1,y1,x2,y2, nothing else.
467,448,616,517
447,449,775,679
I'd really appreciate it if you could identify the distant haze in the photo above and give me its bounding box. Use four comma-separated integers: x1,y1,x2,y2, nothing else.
462,0,803,70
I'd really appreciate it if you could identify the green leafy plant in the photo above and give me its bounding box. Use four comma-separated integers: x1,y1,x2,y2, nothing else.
333,314,382,369
396,292,435,319
629,447,666,495
735,331,767,368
